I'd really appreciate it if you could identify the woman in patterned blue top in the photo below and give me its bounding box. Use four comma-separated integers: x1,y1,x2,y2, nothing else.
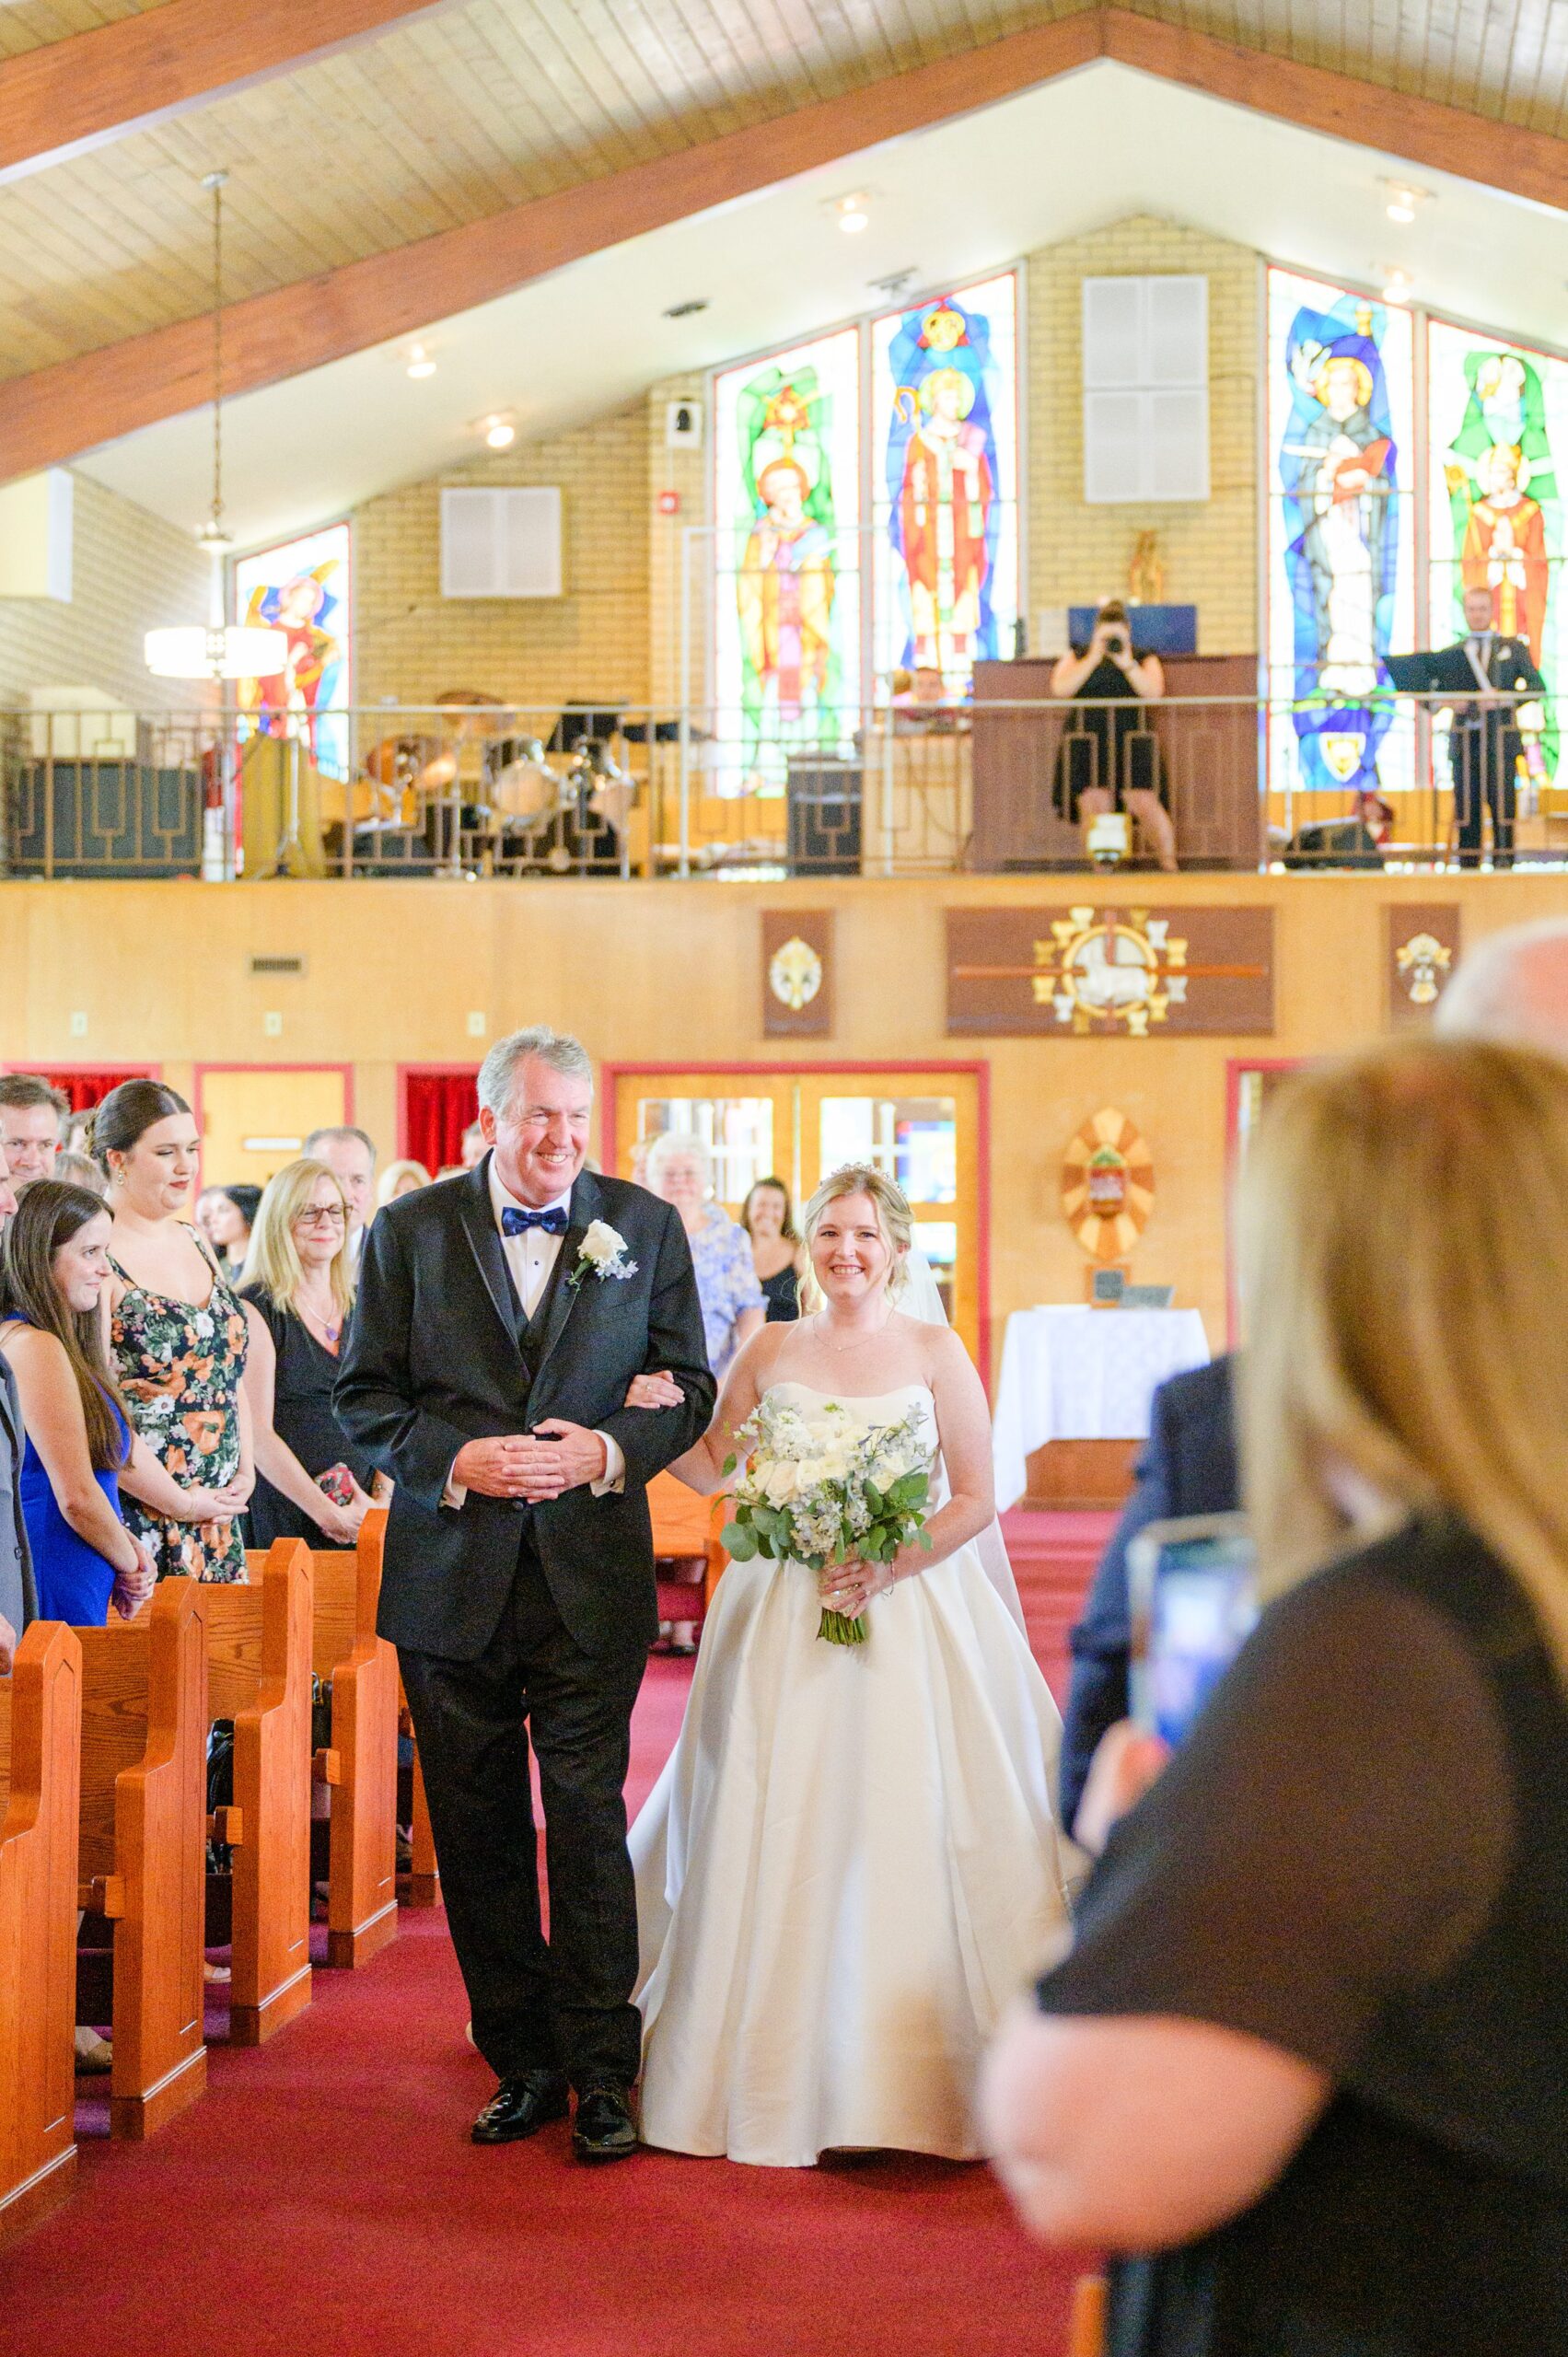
645,1132,765,1655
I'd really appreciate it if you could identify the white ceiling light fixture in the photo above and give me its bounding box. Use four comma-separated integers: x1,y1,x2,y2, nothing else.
482,413,517,450
827,191,872,236
144,171,289,684
1381,265,1413,305
1381,180,1428,224
405,343,437,378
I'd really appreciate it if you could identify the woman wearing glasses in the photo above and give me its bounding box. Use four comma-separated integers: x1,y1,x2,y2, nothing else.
239,1158,380,1549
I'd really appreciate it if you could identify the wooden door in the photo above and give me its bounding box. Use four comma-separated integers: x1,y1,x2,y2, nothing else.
610,1066,983,1361
197,1068,348,1190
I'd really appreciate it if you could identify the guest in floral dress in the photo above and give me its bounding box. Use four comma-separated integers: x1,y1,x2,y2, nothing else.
94,1083,253,1581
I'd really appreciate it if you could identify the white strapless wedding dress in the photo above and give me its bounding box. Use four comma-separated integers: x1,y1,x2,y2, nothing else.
630,1381,1070,2168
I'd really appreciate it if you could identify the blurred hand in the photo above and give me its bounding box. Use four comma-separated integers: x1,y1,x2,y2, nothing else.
315,1497,363,1547
0,1612,16,1674
819,1554,896,1620
111,1541,158,1620
179,1483,241,1523
625,1370,684,1411
452,1434,572,1503
1074,1719,1171,1857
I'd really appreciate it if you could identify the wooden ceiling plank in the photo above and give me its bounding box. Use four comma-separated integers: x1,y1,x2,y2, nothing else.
0,0,468,185
4,4,1566,483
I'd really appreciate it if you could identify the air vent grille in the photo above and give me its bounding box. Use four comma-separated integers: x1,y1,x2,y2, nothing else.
249,955,306,976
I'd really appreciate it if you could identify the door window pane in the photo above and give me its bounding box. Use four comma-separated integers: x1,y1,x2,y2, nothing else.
819,1095,956,1202
635,1097,775,1207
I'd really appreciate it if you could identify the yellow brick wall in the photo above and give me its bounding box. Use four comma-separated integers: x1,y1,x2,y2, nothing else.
348,216,1263,718
1025,215,1260,654
0,471,215,711
354,405,651,718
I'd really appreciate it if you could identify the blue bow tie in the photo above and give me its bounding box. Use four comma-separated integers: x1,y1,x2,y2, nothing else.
501,1205,569,1237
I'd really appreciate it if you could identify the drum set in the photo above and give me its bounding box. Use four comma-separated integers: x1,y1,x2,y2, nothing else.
352,693,635,876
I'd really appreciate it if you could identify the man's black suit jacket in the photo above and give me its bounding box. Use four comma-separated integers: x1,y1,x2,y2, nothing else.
1059,1353,1238,1833
336,1158,715,1663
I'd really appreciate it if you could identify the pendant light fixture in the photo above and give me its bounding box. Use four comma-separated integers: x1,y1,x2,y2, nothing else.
145,170,290,681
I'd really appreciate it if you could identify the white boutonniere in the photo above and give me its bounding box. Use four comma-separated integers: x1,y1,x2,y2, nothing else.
568,1219,637,1291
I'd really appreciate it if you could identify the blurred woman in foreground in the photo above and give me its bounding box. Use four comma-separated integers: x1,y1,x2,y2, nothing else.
984,1039,1568,2356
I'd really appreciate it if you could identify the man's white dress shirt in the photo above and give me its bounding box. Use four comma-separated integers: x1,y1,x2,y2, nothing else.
442,1160,623,1505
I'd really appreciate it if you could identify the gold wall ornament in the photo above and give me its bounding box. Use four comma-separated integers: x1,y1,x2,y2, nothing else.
1035,906,1188,1038
1063,1109,1155,1264
1129,530,1165,607
769,935,822,1011
1385,904,1460,1030
1395,930,1451,1004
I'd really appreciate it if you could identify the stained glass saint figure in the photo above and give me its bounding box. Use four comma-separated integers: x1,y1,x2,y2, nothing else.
734,367,842,795
883,296,1003,694
1278,296,1401,799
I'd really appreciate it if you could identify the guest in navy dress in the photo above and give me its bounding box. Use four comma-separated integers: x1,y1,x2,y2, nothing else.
0,1182,235,1624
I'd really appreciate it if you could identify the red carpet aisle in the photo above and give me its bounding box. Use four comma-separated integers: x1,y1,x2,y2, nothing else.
1,1518,1104,2357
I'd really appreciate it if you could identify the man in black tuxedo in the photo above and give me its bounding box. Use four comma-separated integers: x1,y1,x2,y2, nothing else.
1059,1355,1237,1840
337,1028,714,2162
1447,584,1546,870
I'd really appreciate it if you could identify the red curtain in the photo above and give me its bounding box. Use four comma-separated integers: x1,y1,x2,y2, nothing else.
403,1069,479,1174
10,1066,155,1113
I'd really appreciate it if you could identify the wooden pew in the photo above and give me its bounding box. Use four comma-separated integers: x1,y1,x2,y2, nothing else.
77,1576,208,2140
309,1507,400,1968
650,1471,730,1618
217,1539,314,2044
0,1622,83,2247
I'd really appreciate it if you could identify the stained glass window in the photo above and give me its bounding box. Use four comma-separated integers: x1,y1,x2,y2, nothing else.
871,272,1019,699
1428,319,1565,783
232,523,352,783
1266,269,1415,810
712,329,861,797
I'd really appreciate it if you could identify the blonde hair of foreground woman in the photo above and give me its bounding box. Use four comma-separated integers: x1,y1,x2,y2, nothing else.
797,1163,913,1315
1238,1036,1568,1682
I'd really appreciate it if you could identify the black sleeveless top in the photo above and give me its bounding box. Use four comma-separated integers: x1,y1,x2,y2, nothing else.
1037,1515,1568,2356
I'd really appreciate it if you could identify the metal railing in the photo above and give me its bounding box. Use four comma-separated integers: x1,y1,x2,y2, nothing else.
3,692,1562,880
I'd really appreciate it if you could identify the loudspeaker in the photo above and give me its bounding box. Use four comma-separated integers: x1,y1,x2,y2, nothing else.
787,761,862,875
1283,819,1384,871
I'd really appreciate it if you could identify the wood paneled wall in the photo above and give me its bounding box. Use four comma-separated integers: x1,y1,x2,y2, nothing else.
0,870,1549,1370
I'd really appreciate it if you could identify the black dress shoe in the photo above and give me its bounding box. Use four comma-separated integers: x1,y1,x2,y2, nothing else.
572,2081,639,2164
471,2069,570,2145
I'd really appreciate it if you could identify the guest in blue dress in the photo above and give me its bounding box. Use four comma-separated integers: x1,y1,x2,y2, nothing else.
0,1182,234,1625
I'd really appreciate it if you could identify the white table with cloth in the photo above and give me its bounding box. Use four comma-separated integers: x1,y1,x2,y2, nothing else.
991,1306,1212,1512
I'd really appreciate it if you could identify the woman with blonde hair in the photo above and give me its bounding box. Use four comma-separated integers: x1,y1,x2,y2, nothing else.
622,1163,1069,2166
239,1157,377,1549
987,1038,1568,2356
375,1157,431,1213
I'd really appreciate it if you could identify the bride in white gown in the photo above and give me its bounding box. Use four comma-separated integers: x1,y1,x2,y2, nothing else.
624,1164,1070,2168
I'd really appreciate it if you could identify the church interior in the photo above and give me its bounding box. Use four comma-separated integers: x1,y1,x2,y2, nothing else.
1,2,1565,2350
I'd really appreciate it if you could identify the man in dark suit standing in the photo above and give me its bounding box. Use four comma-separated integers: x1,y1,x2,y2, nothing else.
0,1145,35,1670
1447,584,1546,871
1059,1354,1237,1838
337,1028,714,2163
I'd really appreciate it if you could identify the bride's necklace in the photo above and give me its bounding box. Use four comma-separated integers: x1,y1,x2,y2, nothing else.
298,1289,341,1346
818,1310,891,1355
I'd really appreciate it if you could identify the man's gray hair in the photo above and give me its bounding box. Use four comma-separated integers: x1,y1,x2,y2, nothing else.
477,1027,594,1117
1434,919,1568,1059
304,1124,377,1165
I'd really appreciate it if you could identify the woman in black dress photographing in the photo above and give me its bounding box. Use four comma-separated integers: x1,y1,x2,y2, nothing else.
1051,599,1177,871
240,1157,380,1549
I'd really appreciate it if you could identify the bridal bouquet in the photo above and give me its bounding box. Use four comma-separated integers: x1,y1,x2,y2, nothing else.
721,1395,933,1646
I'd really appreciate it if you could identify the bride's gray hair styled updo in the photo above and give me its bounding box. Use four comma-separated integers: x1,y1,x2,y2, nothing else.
799,1164,912,1312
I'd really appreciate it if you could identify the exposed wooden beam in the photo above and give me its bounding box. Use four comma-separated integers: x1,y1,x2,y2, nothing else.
0,7,1562,486
0,0,460,185
1101,11,1568,217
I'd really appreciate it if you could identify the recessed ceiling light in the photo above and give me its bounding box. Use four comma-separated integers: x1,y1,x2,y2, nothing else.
1381,267,1412,305
483,415,516,450
1381,179,1427,224
826,191,873,236
663,298,709,319
405,343,436,378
